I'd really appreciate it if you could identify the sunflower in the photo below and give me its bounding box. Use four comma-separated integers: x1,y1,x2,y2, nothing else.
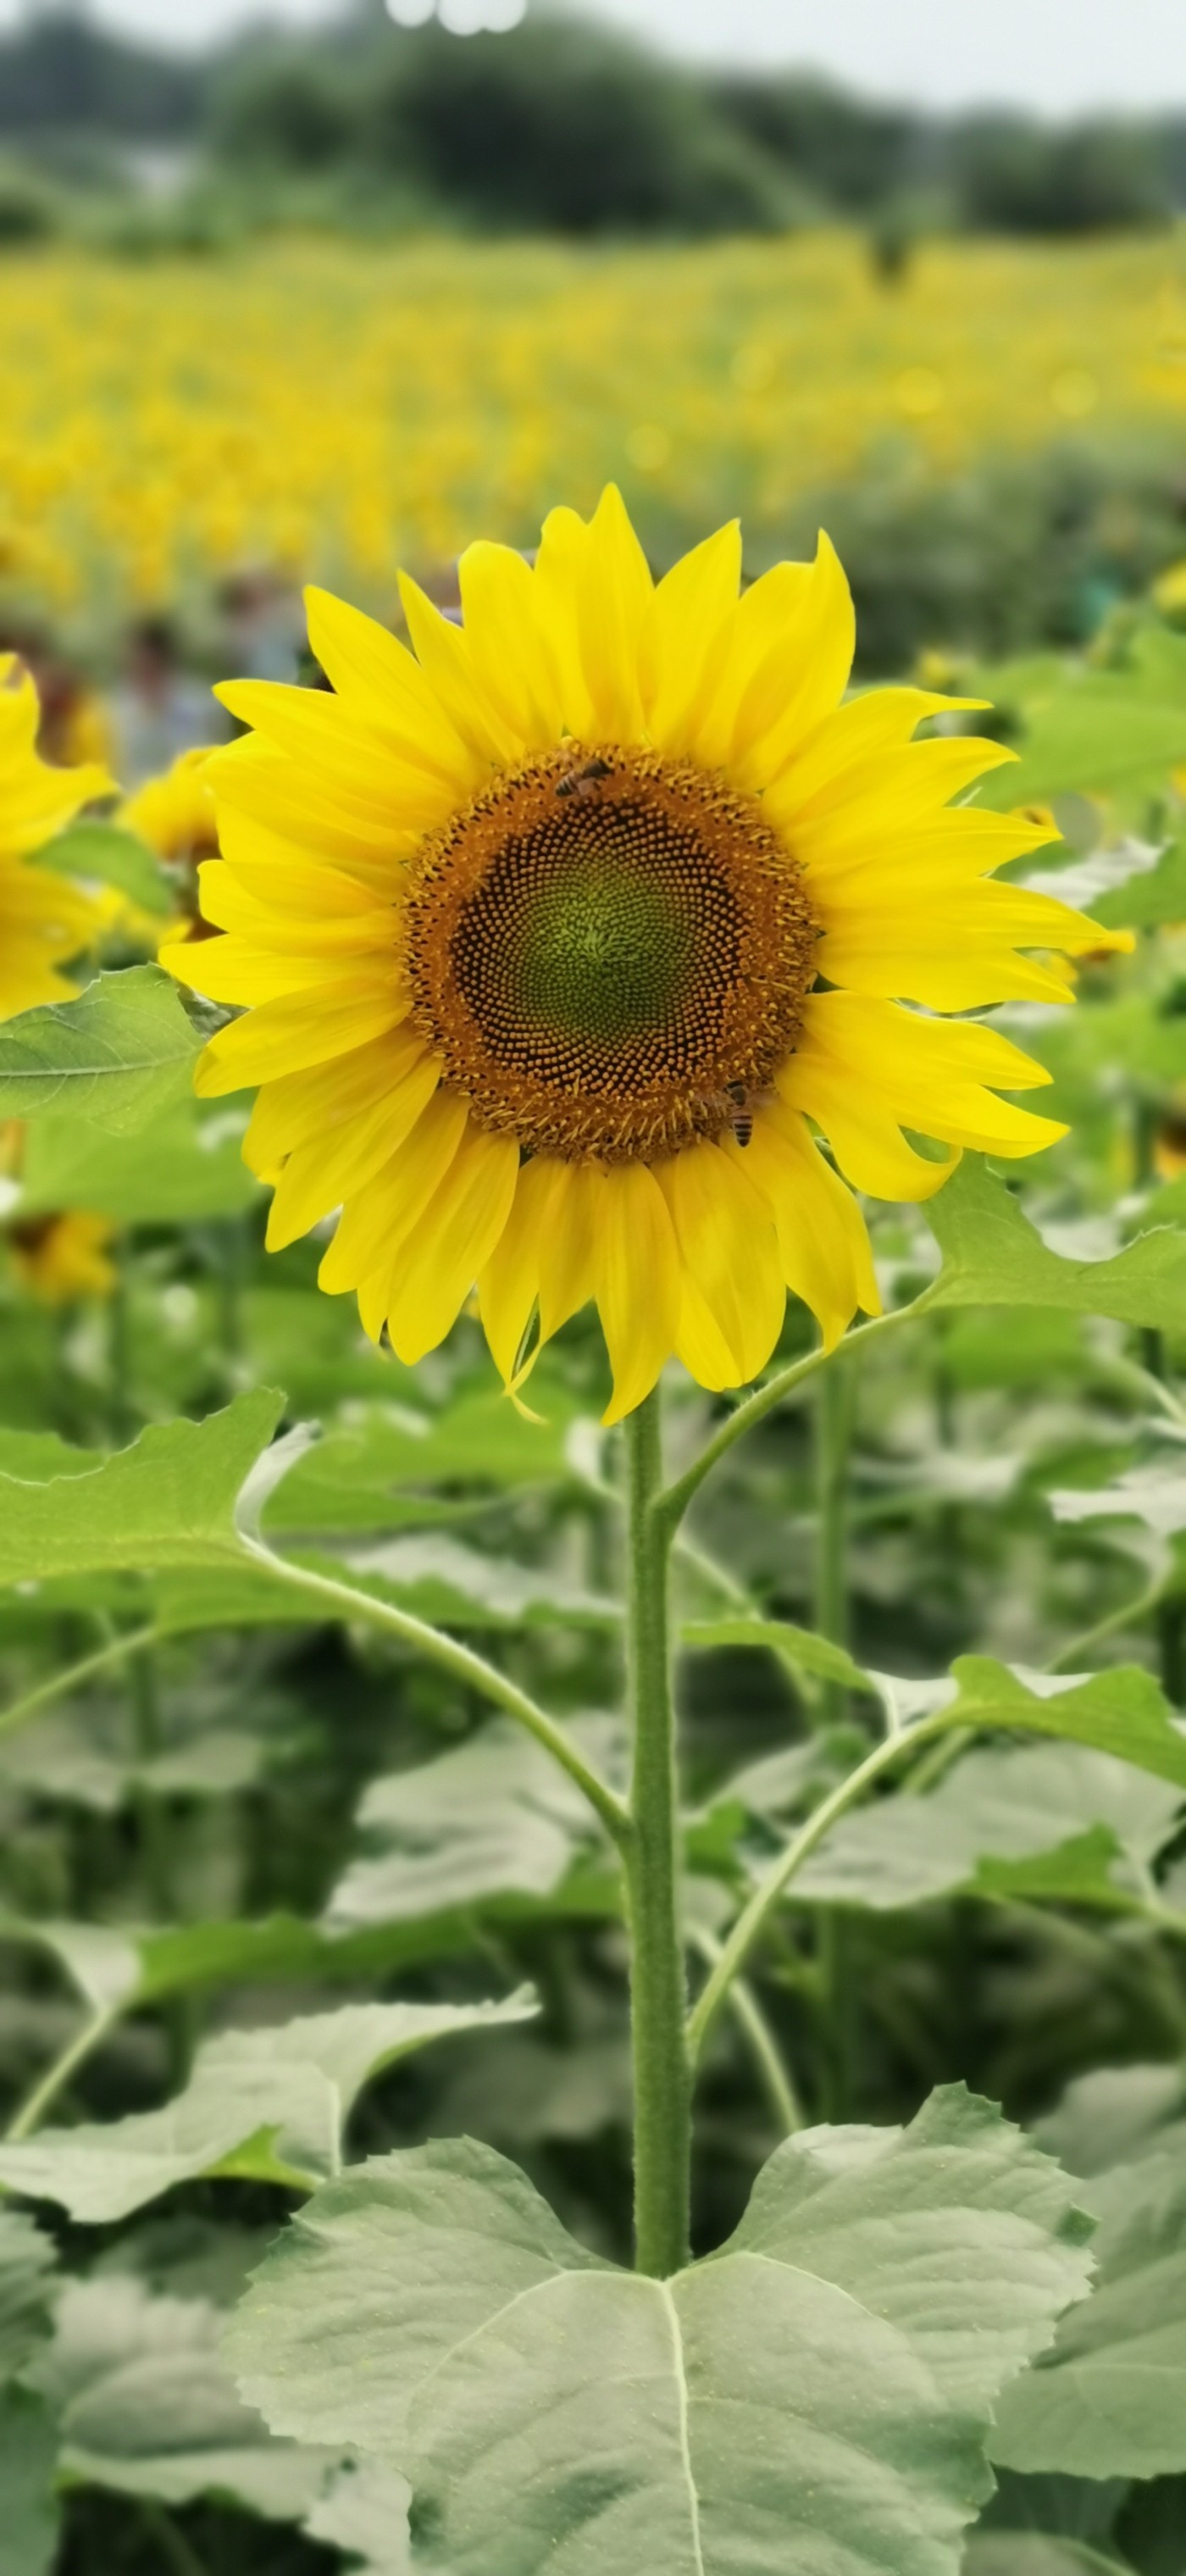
122,747,219,869
163,491,1127,1423
8,1210,117,1304
0,657,113,1021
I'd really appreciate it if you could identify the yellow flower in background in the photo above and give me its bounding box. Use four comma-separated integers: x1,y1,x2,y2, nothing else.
8,1210,117,1303
1153,560,1186,619
122,747,219,866
0,658,113,1021
164,491,1127,1423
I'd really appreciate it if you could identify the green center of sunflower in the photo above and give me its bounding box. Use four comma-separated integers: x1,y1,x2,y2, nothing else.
405,745,817,1163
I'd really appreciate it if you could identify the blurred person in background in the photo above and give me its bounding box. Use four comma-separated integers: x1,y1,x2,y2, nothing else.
108,613,224,788
218,567,303,686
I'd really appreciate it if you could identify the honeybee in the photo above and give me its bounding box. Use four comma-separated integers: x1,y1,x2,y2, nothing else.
701,1080,775,1148
555,756,613,800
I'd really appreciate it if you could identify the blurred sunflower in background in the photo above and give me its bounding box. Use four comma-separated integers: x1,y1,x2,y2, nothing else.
0,658,113,1020
122,746,219,872
165,490,1128,1421
8,1210,117,1304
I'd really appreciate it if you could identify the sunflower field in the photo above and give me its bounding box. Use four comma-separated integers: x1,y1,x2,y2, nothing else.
4,221,1186,2576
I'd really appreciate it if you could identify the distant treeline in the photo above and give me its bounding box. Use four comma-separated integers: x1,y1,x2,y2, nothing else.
3,0,1185,242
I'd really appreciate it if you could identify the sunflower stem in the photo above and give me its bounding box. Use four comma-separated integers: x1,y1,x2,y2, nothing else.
623,1383,691,2278
815,1353,857,1725
652,1291,934,1539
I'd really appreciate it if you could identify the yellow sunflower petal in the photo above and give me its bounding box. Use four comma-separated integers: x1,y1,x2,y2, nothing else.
319,1089,469,1324
397,574,521,770
457,541,565,752
576,485,654,743
709,532,855,785
208,735,422,883
303,586,478,791
643,520,742,757
385,1121,519,1365
779,992,1067,1199
264,1046,440,1251
596,1161,680,1427
657,1141,785,1388
729,1108,880,1350
244,1028,429,1180
530,505,597,737
477,1153,563,1384
192,980,408,1096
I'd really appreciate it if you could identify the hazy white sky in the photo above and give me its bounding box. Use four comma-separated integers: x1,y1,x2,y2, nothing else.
13,0,1186,112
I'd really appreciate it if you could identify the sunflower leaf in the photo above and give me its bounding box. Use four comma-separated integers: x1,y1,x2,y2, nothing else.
926,1158,1186,1330
0,967,203,1133
0,1994,535,2222
228,2087,1092,2576
36,820,174,916
31,2277,335,2520
0,1390,285,1589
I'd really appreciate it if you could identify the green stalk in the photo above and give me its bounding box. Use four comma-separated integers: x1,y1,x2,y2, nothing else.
653,1293,932,1538
6,1999,122,2142
622,1385,691,2278
815,1354,856,1723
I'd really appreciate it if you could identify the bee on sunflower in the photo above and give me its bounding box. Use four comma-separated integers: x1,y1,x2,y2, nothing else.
163,491,1128,1423
0,658,113,1022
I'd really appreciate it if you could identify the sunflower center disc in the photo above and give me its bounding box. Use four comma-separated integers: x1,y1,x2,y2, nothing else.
405,745,817,1163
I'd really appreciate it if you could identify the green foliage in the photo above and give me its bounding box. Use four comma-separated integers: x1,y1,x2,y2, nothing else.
3,619,1186,2573
0,967,203,1134
0,1994,535,2220
36,822,173,917
229,2091,1091,2576
17,1100,260,1224
0,1387,284,1585
34,2276,336,2518
925,1159,1186,1333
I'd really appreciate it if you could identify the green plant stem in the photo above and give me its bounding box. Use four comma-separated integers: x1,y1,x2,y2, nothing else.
138,2502,209,2576
685,1707,957,2065
0,1621,163,1741
108,1255,134,1446
622,1386,690,2278
1048,1577,1168,1674
654,1295,932,1537
815,1354,857,1723
240,1539,631,1848
690,1924,801,2134
6,1999,122,2141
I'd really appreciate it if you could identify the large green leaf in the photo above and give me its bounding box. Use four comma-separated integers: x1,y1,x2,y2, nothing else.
263,1391,581,1530
0,1993,535,2222
17,1099,259,1224
34,2278,335,2519
0,2209,57,2379
1050,1463,1186,1540
939,1660,1186,1790
0,1388,284,1587
333,1535,618,1631
0,2387,58,2576
327,1719,620,1929
990,2140,1186,2480
975,626,1186,808
0,1705,274,1813
965,2544,1129,2576
680,1613,873,1692
305,2460,413,2573
0,968,202,1134
230,2087,1092,2576
36,819,173,915
794,1740,1181,1913
926,1161,1186,1331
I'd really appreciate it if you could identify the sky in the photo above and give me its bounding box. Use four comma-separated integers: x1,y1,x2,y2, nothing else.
14,0,1186,114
